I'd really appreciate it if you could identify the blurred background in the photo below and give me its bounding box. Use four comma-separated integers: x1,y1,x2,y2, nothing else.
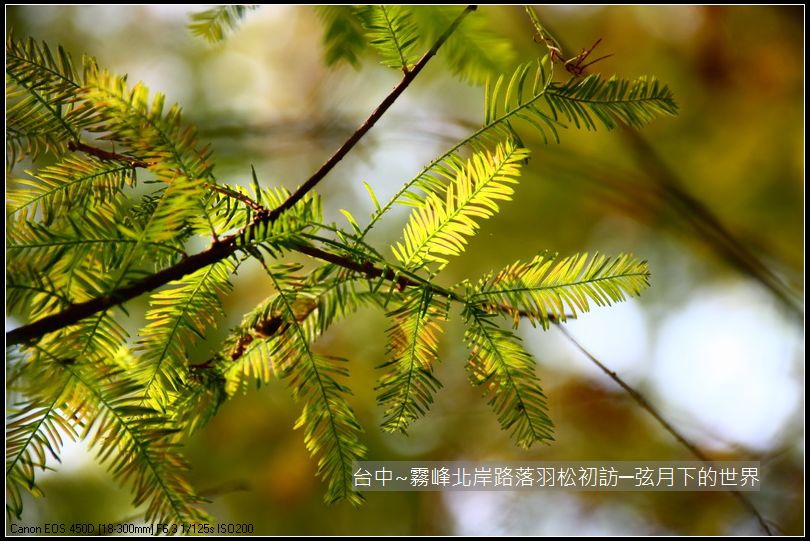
6,5,804,535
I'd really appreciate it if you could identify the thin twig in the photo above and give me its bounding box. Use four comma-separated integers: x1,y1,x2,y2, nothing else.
262,5,477,221
207,184,267,213
5,6,476,347
67,140,150,168
555,324,774,536
68,139,269,214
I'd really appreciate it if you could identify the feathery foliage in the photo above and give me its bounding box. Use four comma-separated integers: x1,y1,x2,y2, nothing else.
6,391,77,519
5,34,97,165
81,66,215,185
408,5,516,83
65,362,208,524
262,269,367,505
359,5,421,71
362,58,676,237
189,5,258,43
7,155,136,224
315,5,514,81
135,260,236,409
463,307,554,447
316,6,369,68
469,252,651,329
377,287,448,433
7,353,207,523
218,264,362,397
544,74,677,131
6,6,678,521
392,140,530,271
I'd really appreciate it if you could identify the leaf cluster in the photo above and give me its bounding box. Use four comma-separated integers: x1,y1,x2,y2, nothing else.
6,7,676,521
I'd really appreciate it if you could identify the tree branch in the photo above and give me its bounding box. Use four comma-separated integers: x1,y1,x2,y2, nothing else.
263,5,476,220
67,139,275,214
6,7,476,347
289,242,460,301
67,140,150,168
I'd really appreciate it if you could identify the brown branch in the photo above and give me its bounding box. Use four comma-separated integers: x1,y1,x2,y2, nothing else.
6,7,476,347
207,184,268,213
7,240,238,345
261,5,477,221
290,243,451,297
68,139,270,214
67,140,150,168
555,324,774,536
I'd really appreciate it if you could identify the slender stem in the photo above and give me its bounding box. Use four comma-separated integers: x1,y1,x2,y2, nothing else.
264,5,477,222
289,242,460,301
68,139,268,213
67,141,150,168
207,184,266,212
555,324,774,536
5,8,476,347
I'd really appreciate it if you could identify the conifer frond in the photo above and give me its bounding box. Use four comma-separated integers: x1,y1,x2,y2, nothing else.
80,65,220,236
65,362,208,523
315,6,513,81
9,179,209,376
361,59,555,235
483,59,562,144
359,5,421,71
288,352,366,505
315,6,368,68
366,60,677,234
62,307,130,365
6,274,71,320
171,366,227,438
7,353,206,524
221,265,366,397
7,200,184,279
189,5,257,43
485,62,677,139
180,265,370,498
469,252,650,329
544,74,678,131
409,6,515,83
392,141,529,270
135,260,236,409
6,384,77,519
120,176,206,245
81,67,215,183
5,34,96,164
463,307,554,448
229,186,322,254
377,287,448,433
7,155,136,224
263,270,366,505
